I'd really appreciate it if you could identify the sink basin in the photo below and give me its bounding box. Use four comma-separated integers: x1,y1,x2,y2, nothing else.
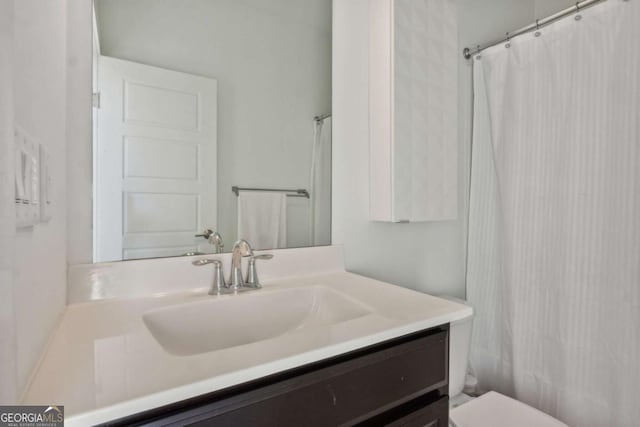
143,286,372,356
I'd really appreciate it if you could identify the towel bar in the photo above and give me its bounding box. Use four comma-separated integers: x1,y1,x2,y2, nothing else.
232,186,310,198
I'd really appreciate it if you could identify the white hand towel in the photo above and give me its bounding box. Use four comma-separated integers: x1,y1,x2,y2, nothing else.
237,191,287,250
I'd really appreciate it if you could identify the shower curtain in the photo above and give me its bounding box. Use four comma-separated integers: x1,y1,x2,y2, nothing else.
309,117,331,246
467,1,640,426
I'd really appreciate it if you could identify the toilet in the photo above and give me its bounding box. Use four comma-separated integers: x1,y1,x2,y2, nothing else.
447,300,568,427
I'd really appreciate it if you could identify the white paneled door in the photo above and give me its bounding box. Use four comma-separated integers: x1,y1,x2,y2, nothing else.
95,56,217,262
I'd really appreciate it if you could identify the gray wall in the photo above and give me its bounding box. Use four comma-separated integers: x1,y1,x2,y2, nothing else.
535,0,575,16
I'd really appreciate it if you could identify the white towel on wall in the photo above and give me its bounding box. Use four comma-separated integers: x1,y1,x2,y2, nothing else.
237,191,287,250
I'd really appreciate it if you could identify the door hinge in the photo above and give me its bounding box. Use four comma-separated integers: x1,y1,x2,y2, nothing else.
92,92,100,108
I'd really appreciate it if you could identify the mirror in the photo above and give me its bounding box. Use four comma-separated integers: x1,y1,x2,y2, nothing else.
92,0,332,262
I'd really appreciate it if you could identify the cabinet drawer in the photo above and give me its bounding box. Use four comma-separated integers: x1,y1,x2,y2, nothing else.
106,327,449,427
378,396,449,427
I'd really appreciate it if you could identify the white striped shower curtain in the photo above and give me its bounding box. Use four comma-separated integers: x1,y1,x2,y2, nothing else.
467,1,640,426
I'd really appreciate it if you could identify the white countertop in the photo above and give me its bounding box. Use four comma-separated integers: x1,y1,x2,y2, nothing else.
23,271,471,426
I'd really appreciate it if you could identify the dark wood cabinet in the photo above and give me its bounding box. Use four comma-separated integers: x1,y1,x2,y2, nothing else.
102,326,449,427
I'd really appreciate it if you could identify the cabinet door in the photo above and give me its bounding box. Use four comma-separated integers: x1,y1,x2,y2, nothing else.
369,0,458,222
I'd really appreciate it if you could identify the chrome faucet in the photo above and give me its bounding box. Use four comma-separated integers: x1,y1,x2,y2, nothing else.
195,229,224,253
229,239,254,289
192,240,273,295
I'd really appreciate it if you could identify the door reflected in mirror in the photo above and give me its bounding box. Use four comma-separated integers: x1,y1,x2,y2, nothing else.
92,0,332,262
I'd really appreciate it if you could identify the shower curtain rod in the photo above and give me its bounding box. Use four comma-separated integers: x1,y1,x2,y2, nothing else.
314,113,331,122
463,0,608,59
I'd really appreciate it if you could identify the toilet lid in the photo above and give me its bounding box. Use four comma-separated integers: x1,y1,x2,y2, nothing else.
450,391,569,427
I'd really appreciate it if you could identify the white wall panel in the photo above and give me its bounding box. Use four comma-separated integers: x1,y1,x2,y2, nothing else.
125,193,198,233
124,82,199,130
124,137,198,180
123,246,196,259
123,232,201,249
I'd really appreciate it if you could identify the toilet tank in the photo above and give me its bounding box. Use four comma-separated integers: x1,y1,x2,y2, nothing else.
439,296,474,397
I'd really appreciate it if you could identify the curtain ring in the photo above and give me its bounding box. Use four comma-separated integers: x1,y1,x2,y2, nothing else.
575,2,582,20
534,19,541,37
505,32,511,49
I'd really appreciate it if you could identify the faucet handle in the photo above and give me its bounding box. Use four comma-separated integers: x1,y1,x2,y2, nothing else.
192,259,227,295
245,254,274,288
195,229,214,239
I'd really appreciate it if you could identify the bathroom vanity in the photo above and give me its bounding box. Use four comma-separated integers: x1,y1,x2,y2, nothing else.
105,327,449,426
23,246,470,426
